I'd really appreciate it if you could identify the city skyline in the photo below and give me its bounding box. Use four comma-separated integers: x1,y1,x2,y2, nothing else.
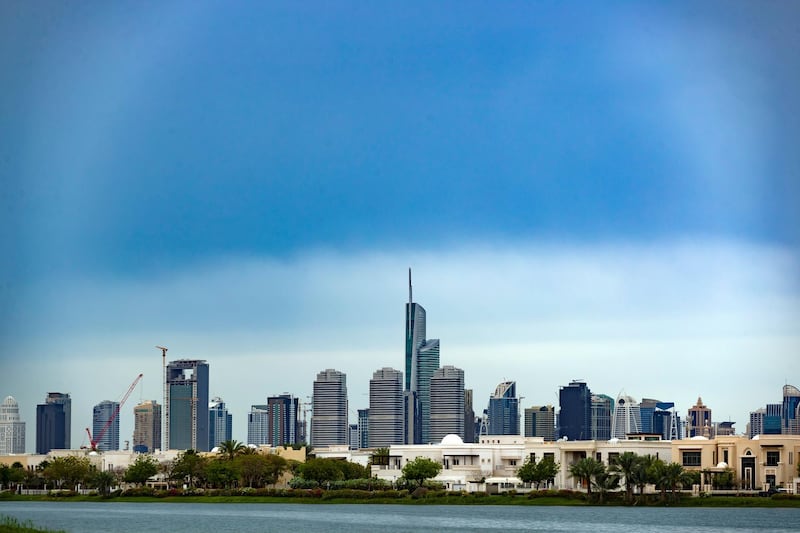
1,3,799,451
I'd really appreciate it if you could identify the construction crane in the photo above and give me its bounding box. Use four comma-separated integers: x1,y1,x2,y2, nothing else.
85,373,143,451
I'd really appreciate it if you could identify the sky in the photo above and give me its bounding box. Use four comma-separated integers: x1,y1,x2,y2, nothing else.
1,1,799,452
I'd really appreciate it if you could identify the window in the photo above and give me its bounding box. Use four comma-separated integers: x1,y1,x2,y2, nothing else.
682,451,702,467
766,451,780,466
723,450,729,464
544,452,555,461
608,452,619,463
509,459,517,466
596,452,602,462
529,452,536,462
789,452,793,465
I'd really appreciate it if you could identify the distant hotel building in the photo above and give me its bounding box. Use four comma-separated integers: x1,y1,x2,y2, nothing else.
92,400,120,451
36,392,71,454
133,400,161,453
524,405,555,441
429,366,464,442
166,359,210,451
208,397,232,450
368,368,404,448
311,369,348,447
0,396,25,454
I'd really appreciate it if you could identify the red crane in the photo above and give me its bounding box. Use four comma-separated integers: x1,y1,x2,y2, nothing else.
85,373,143,451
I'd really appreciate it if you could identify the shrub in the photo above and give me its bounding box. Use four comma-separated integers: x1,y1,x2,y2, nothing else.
411,487,428,499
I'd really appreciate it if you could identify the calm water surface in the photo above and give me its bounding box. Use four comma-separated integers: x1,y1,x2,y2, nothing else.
1,502,799,533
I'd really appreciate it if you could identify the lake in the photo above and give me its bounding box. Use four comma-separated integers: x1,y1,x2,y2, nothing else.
1,502,799,533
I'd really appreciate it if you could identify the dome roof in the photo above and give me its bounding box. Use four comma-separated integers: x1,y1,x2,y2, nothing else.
2,396,18,407
440,434,464,446
716,462,728,469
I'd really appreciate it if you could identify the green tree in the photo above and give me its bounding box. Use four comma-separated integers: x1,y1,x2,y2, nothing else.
235,453,287,488
205,460,239,489
91,470,117,496
297,458,345,485
171,450,207,489
517,455,560,489
592,468,620,504
630,454,656,498
339,460,369,480
217,440,246,462
610,451,639,504
568,457,605,501
654,462,690,503
43,456,91,490
401,457,442,488
124,455,159,486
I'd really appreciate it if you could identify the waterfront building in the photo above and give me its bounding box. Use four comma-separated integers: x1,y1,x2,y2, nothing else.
524,405,555,441
687,397,712,438
487,381,519,436
368,368,404,448
311,369,348,447
429,366,465,442
92,400,120,451
558,381,591,441
208,397,232,450
133,400,161,453
36,392,71,454
590,394,612,441
166,359,210,451
0,396,25,454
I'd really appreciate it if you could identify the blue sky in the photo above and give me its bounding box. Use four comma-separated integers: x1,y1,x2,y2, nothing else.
1,2,798,450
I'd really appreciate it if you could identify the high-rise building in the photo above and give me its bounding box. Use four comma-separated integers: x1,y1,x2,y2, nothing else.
652,402,681,440
368,368,404,448
348,424,358,449
687,397,712,438
464,389,475,443
208,397,232,450
267,394,300,446
638,398,660,434
357,409,370,449
36,392,71,454
247,405,269,446
166,359,210,451
783,385,800,435
133,400,161,453
591,394,612,441
311,369,348,447
429,365,464,442
404,269,441,444
748,408,766,438
92,400,120,451
488,381,519,435
524,405,556,441
558,381,591,441
765,403,783,434
611,394,642,439
0,396,25,454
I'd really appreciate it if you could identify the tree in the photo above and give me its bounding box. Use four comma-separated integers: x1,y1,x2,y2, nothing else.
517,455,560,489
654,462,689,503
205,460,239,489
592,468,620,504
235,453,287,488
297,458,345,485
402,457,442,488
610,451,639,504
568,457,605,501
217,440,246,462
630,454,656,499
91,469,117,496
43,456,91,490
124,455,159,486
171,450,207,489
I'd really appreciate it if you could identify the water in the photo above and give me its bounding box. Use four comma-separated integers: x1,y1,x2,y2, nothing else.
1,502,799,533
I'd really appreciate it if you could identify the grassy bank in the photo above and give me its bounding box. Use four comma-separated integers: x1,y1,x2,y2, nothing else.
0,515,65,533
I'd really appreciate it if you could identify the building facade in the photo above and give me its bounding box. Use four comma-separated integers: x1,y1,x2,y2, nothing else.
524,405,555,441
687,397,712,438
166,359,210,451
368,368,404,448
591,394,612,441
357,408,370,449
429,366,465,442
208,397,232,450
488,381,519,436
464,389,476,443
133,400,161,453
311,369,348,447
610,394,642,439
247,405,269,446
559,381,591,441
92,400,120,451
267,394,300,446
36,392,71,454
0,396,25,454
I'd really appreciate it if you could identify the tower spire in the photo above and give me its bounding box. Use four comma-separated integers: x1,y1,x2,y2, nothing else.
408,267,412,304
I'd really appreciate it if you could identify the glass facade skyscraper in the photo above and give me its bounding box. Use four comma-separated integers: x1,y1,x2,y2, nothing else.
267,394,300,446
311,369,348,446
488,381,519,435
92,400,120,451
0,396,25,454
36,392,71,454
558,381,591,441
133,400,161,453
368,368,404,447
208,396,232,450
524,405,555,441
429,365,465,442
166,359,210,451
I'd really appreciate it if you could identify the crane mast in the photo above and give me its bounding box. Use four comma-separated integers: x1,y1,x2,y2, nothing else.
86,373,143,451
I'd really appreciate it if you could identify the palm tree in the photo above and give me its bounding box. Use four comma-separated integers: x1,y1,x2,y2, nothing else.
610,451,639,504
592,469,620,504
568,457,605,501
656,462,688,503
630,454,656,500
218,440,246,461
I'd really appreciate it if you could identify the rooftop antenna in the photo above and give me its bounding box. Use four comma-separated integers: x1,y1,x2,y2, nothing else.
156,346,168,450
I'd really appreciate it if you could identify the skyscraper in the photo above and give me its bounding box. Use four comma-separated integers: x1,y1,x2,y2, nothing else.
591,394,612,441
429,365,465,442
464,389,475,443
524,405,556,441
36,392,71,454
311,369,348,447
558,381,591,441
247,405,269,446
0,396,25,454
487,381,519,435
92,400,120,451
208,397,232,450
404,269,440,444
267,394,300,446
357,408,370,449
687,396,712,438
166,359,210,451
610,394,642,439
133,400,161,453
368,368,404,447
783,385,800,435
